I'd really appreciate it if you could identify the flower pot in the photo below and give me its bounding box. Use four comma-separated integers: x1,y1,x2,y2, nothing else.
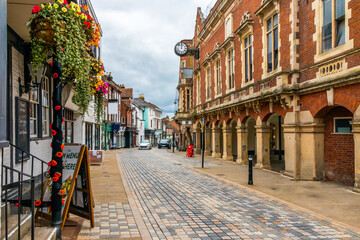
32,18,66,46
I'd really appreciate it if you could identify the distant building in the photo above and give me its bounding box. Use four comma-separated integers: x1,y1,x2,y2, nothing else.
132,94,162,146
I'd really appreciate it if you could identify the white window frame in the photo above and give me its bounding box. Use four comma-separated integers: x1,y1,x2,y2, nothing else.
266,13,279,73
29,88,39,138
42,76,50,137
333,117,353,134
197,75,201,105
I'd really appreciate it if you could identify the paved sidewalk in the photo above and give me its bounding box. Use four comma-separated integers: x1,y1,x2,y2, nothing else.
76,149,142,240
118,149,360,239
168,149,360,231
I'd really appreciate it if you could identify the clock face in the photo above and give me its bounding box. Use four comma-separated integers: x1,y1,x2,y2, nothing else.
174,42,188,57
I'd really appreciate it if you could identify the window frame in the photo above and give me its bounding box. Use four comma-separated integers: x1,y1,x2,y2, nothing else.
227,49,235,90
266,14,279,73
29,87,39,138
197,75,201,105
206,67,211,100
244,34,253,83
41,76,50,137
214,58,221,96
333,117,353,134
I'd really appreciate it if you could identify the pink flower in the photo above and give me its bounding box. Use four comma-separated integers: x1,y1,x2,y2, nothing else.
32,5,41,14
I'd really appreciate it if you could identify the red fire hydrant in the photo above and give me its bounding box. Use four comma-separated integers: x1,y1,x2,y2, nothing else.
186,145,195,157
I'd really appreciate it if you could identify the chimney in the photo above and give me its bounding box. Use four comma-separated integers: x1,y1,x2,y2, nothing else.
139,94,145,100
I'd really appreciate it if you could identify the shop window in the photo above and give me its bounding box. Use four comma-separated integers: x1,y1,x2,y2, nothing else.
266,14,279,73
334,117,352,133
244,34,253,83
322,0,345,52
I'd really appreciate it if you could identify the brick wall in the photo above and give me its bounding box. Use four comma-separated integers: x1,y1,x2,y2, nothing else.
324,106,354,185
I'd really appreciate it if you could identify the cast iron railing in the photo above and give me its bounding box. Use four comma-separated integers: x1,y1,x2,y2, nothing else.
1,143,49,240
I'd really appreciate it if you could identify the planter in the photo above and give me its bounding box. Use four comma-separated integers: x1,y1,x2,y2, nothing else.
32,18,65,45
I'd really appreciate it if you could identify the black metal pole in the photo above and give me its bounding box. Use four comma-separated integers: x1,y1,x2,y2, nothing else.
278,116,282,161
248,155,253,185
51,57,63,239
201,127,205,168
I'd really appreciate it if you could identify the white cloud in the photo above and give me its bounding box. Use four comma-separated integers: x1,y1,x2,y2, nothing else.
91,0,212,116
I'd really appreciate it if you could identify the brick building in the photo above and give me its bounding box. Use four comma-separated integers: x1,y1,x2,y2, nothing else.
174,0,360,190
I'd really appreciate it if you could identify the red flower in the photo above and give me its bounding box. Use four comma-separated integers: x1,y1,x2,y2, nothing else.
51,160,57,166
64,0,68,4
32,5,41,14
55,105,61,111
50,123,53,129
50,62,53,67
35,200,41,206
51,130,57,136
54,172,61,178
62,199,65,205
53,176,59,182
61,144,64,150
56,152,63,158
53,73,58,78
58,189,64,196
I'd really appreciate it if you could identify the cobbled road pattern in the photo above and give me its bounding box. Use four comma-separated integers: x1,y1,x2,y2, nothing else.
118,149,360,240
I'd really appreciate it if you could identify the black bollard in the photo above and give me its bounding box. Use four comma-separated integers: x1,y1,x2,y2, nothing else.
248,155,253,185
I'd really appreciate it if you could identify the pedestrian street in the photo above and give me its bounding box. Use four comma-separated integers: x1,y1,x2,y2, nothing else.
118,149,360,240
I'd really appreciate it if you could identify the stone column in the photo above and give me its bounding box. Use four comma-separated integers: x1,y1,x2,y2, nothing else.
283,124,300,178
205,128,212,156
195,129,201,154
222,127,233,161
236,126,248,164
255,125,270,169
351,121,360,191
299,123,325,180
212,127,221,158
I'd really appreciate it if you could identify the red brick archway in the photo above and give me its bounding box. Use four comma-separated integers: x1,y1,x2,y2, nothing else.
318,106,355,185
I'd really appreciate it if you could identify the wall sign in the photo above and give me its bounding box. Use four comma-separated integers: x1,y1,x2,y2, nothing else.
15,97,30,162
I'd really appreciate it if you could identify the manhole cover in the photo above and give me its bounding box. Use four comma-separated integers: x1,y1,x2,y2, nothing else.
216,174,225,176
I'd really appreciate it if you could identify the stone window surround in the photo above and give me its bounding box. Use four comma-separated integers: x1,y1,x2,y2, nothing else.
220,37,235,94
225,13,234,39
255,0,282,79
235,11,255,88
312,0,353,63
211,52,222,99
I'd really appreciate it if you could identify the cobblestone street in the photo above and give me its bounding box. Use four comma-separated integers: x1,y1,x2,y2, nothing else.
118,149,360,240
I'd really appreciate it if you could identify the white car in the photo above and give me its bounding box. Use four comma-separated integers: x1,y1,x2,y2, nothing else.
139,140,152,150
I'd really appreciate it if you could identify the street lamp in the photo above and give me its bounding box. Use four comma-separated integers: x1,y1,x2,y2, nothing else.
19,63,47,95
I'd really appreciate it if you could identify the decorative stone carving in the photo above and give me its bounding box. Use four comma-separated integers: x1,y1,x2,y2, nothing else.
240,11,252,25
214,42,220,51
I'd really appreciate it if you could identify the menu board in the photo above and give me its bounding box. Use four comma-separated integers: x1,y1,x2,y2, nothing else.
15,97,30,162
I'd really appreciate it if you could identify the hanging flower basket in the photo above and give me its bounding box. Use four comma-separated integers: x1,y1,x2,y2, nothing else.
31,18,66,46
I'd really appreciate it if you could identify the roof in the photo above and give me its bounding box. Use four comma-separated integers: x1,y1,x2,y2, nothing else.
121,88,133,99
132,98,162,112
122,99,132,108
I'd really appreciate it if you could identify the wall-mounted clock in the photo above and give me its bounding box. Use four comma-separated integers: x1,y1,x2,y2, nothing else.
174,42,188,57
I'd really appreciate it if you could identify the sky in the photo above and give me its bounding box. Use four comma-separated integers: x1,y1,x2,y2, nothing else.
91,0,215,118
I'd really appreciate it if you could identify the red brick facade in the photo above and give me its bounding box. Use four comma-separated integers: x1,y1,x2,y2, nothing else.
175,0,360,187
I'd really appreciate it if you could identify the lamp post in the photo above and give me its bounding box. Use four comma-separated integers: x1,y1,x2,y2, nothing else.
172,128,175,153
248,155,253,185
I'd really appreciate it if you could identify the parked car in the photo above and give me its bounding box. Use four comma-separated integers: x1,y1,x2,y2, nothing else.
139,140,152,150
158,139,171,149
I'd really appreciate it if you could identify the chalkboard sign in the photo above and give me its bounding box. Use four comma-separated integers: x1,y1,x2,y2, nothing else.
15,97,30,162
37,145,94,229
